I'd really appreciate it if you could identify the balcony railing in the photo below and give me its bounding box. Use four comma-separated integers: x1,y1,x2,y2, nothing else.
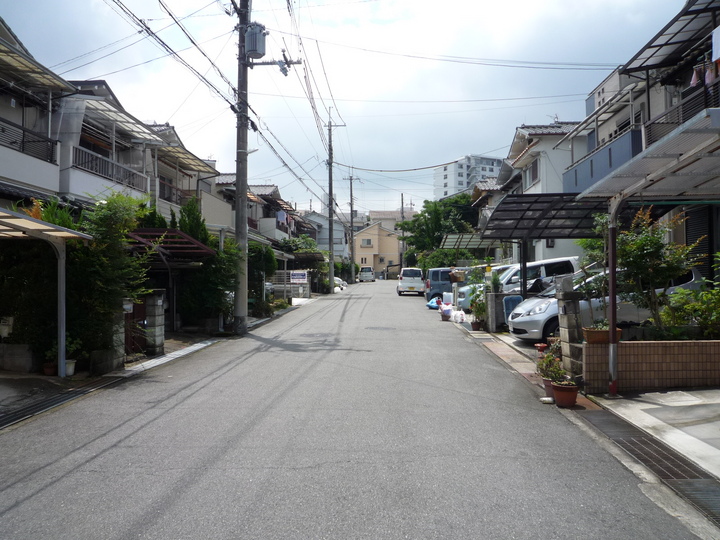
645,78,720,146
72,146,147,191
158,178,193,205
0,117,56,163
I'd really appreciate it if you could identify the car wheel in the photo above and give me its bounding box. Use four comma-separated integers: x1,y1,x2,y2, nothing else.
418,291,424,296
543,318,560,341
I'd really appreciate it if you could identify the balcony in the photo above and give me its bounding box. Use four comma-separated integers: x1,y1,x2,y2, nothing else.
72,146,147,192
645,79,720,146
0,117,56,163
563,128,643,193
158,178,193,205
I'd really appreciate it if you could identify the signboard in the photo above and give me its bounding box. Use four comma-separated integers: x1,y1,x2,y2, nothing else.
290,271,308,284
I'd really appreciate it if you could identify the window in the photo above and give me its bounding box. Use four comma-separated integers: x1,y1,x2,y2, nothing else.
458,164,463,169
523,159,539,190
361,238,372,247
458,181,464,186
361,257,367,264
443,182,448,187
443,174,447,179
443,191,448,196
458,173,463,177
481,167,487,171
443,166,447,171
379,256,385,263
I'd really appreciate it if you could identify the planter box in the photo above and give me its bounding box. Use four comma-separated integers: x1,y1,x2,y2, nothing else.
583,328,623,344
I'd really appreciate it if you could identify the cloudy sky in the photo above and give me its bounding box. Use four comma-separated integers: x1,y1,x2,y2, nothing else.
2,0,685,214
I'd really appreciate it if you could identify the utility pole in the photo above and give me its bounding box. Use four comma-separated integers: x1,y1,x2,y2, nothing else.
326,113,345,293
231,0,250,336
400,193,405,270
349,173,356,284
229,0,300,334
327,117,335,293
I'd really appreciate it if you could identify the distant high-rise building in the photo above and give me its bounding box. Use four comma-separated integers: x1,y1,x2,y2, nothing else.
433,154,503,200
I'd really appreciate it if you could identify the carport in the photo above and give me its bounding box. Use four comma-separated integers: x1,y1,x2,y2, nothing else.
0,207,92,377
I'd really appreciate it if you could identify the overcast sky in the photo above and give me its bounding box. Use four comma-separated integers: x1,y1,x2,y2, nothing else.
2,0,685,214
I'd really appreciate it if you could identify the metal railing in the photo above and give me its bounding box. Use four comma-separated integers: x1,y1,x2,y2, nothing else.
645,79,720,146
72,146,147,191
0,117,56,163
158,178,193,205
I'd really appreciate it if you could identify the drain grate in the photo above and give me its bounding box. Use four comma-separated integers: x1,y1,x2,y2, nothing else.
0,377,123,430
579,409,720,526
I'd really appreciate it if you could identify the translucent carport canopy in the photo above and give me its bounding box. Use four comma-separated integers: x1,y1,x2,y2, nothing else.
0,207,92,378
479,193,674,241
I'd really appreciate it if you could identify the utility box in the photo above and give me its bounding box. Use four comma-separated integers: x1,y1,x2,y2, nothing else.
245,23,266,59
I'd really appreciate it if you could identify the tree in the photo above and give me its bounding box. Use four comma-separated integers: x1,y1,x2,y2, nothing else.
396,195,475,252
616,208,703,330
179,197,209,245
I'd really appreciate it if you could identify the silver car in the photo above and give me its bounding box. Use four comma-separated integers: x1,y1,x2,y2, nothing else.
507,268,702,342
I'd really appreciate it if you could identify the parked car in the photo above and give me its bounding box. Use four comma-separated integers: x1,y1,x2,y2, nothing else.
507,268,703,342
265,282,275,296
359,266,375,282
424,266,470,301
456,265,512,311
397,267,425,296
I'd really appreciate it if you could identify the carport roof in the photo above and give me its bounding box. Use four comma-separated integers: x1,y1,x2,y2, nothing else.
479,193,671,241
0,207,91,243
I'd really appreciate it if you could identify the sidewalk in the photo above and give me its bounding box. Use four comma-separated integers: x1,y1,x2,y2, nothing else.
480,329,720,482
0,297,318,423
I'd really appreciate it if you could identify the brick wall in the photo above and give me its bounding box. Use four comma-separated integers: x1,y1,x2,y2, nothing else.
584,341,720,394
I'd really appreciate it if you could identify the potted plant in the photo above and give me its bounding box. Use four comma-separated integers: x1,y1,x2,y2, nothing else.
536,341,563,398
551,374,579,408
45,334,84,376
582,319,622,344
469,285,486,331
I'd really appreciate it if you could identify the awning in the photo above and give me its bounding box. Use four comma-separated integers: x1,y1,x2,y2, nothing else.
82,99,217,175
622,0,720,74
478,193,672,241
0,38,75,92
0,207,91,242
578,108,720,200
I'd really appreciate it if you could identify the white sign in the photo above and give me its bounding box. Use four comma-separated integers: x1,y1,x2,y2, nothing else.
290,271,308,284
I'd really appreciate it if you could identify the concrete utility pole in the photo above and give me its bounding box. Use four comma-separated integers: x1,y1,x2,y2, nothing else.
348,173,356,284
231,0,250,336
326,113,345,293
229,0,299,335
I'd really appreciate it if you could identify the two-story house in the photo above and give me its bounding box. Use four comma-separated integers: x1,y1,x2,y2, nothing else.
303,211,350,262
354,222,400,277
494,122,586,262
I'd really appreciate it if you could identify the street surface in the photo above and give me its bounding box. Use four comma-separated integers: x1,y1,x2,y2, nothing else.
0,280,709,539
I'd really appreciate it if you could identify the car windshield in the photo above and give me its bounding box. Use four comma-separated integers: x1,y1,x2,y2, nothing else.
498,266,518,283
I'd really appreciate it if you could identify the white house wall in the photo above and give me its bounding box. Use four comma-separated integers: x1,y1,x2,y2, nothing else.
0,144,59,194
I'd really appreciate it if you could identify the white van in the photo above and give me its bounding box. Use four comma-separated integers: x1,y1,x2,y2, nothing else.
359,266,375,282
396,267,425,296
498,256,580,293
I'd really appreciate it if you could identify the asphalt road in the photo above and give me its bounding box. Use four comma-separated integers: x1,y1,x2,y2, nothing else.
0,280,707,539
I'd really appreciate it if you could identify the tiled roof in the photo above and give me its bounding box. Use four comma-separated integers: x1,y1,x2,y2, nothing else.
519,122,579,136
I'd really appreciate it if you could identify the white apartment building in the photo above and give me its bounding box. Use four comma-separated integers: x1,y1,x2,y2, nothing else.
433,154,502,200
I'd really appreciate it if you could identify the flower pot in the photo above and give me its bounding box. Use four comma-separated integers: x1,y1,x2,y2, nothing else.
582,328,622,344
42,362,57,376
470,321,482,331
551,382,578,407
65,359,76,377
542,377,555,398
